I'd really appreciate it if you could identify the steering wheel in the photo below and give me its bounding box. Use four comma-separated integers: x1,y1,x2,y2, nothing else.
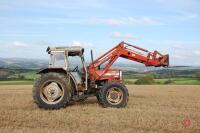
72,66,79,72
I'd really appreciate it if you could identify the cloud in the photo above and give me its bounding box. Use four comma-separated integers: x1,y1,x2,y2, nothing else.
0,16,158,26
83,17,158,26
178,12,199,21
185,13,199,19
12,41,28,48
0,4,14,11
170,54,186,59
194,50,200,56
194,61,200,66
170,42,200,66
0,33,47,37
154,0,200,10
171,43,185,49
70,41,94,49
110,32,141,40
153,0,199,23
0,0,105,11
0,41,30,56
0,41,29,49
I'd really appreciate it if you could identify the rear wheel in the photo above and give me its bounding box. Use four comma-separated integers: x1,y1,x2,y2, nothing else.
32,72,71,109
97,82,129,108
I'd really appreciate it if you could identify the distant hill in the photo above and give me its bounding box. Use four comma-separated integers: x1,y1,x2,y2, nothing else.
0,58,200,75
0,58,48,69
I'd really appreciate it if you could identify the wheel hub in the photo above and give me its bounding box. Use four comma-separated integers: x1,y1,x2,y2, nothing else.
106,87,123,105
41,82,64,104
110,92,118,100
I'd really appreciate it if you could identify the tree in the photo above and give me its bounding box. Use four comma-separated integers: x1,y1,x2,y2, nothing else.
0,70,10,80
196,72,200,80
164,79,174,84
135,75,155,85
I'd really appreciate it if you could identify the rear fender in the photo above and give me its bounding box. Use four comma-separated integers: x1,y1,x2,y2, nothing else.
37,68,78,91
37,68,68,74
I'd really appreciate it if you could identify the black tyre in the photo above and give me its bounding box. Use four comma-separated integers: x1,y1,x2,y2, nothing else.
97,82,129,108
32,72,71,110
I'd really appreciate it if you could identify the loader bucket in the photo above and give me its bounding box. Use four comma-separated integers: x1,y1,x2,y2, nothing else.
160,54,169,67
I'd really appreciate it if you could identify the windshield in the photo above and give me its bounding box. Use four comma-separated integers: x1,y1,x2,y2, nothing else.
49,52,66,68
68,56,83,71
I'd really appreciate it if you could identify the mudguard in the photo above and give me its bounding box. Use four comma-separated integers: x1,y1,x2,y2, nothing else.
37,68,78,91
37,68,68,74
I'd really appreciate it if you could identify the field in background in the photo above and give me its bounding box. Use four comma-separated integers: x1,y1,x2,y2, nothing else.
0,85,200,132
0,68,200,85
0,80,34,85
1,78,200,85
124,78,200,85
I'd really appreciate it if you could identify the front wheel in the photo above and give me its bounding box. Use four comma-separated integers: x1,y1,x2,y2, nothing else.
97,82,129,108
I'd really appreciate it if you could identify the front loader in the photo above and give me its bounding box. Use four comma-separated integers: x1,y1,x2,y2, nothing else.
32,41,169,109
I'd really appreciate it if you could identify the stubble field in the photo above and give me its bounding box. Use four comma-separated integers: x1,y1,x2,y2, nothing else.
0,85,200,133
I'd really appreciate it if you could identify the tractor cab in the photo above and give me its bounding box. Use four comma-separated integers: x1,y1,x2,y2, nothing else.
46,46,85,69
46,46,88,91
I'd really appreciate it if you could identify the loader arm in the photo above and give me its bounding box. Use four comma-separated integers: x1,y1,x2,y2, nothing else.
88,41,169,81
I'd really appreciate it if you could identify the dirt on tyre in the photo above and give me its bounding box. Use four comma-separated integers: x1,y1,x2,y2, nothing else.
97,82,129,108
32,72,71,110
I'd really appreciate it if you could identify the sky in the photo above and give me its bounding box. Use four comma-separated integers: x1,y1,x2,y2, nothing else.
0,0,200,66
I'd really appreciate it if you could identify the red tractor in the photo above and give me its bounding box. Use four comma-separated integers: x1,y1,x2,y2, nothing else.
33,41,169,109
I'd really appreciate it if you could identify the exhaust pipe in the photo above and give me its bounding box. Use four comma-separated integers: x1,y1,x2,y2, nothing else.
91,50,94,62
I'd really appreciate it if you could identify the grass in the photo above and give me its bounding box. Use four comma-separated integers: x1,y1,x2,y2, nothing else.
0,80,34,85
155,78,200,85
171,78,200,85
0,85,200,132
124,78,200,85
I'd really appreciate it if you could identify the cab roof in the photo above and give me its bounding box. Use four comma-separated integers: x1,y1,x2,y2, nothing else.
46,46,84,56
